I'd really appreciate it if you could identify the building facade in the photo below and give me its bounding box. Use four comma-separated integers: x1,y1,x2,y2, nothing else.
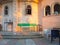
41,0,60,30
0,0,60,32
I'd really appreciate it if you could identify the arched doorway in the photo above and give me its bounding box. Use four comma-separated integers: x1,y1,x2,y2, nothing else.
7,22,13,32
0,24,2,31
8,23,13,32
4,22,13,32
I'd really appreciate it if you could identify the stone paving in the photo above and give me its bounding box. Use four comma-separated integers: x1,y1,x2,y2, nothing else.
0,38,59,45
33,38,59,45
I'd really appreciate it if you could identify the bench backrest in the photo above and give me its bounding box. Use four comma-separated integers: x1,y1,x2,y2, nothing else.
51,30,59,37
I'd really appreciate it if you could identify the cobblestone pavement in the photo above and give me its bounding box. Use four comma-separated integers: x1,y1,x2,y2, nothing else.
0,38,59,45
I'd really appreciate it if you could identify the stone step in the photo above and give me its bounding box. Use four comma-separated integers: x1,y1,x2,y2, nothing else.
0,31,43,39
2,35,43,39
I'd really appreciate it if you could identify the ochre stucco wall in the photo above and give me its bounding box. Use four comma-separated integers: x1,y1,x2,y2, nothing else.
14,1,39,32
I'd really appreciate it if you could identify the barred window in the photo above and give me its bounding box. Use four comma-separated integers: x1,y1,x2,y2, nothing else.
4,6,8,15
26,5,32,15
54,4,60,14
45,6,51,16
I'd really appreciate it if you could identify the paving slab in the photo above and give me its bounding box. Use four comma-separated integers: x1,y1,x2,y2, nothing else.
0,38,59,45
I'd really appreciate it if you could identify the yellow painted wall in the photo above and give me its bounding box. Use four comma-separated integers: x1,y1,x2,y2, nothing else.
15,1,39,32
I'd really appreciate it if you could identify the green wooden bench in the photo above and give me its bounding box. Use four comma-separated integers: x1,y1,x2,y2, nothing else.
18,23,37,27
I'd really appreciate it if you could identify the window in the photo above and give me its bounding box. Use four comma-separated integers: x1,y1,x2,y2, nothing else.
54,4,60,14
4,6,8,15
45,6,51,16
26,5,32,15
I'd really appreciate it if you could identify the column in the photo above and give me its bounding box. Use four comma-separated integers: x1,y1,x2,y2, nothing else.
51,5,54,15
13,0,18,32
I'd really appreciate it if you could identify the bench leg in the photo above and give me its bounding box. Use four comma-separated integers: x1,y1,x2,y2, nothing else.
59,37,60,45
51,37,54,43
